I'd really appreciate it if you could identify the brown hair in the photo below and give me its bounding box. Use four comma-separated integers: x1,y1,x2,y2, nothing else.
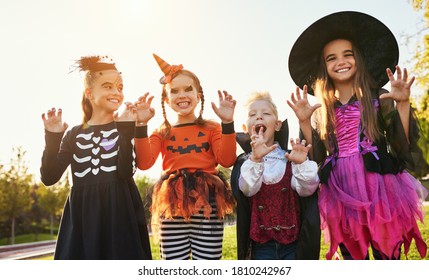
159,69,207,139
73,56,118,124
81,72,97,124
313,39,381,151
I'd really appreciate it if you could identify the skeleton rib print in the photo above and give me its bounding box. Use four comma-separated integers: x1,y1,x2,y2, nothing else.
73,128,119,178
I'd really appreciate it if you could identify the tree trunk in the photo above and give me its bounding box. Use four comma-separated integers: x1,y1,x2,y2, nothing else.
11,218,15,245
50,214,54,237
34,222,39,241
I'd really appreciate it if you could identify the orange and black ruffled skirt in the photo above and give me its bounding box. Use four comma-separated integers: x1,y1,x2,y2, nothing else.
149,169,236,229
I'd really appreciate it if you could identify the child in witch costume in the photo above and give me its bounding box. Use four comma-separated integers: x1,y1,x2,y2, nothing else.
288,11,429,260
40,56,152,259
230,92,320,260
134,54,236,260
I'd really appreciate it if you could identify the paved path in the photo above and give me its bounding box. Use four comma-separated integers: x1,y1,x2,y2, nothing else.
0,240,55,260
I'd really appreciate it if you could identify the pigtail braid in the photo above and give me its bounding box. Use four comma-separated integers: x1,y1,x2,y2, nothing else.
160,87,172,139
196,91,205,125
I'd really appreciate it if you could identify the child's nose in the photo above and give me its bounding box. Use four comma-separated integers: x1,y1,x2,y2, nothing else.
113,88,122,95
337,57,346,65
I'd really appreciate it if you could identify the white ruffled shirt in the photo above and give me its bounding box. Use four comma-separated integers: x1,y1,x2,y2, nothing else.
239,146,320,197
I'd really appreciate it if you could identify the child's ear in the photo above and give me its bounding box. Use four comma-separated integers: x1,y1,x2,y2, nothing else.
275,120,282,131
242,124,248,133
84,88,92,100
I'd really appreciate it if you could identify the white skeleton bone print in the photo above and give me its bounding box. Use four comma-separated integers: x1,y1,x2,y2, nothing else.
73,128,119,178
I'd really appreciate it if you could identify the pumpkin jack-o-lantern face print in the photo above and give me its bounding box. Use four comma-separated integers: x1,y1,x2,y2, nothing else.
167,131,209,154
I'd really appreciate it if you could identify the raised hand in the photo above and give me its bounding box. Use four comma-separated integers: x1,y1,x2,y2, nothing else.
287,85,321,122
211,90,236,124
134,92,155,125
249,125,278,162
114,102,136,122
41,107,68,133
285,138,311,164
380,66,414,103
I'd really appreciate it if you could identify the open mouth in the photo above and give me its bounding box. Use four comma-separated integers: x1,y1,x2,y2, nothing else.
255,124,266,134
177,101,190,108
108,98,120,103
336,68,350,73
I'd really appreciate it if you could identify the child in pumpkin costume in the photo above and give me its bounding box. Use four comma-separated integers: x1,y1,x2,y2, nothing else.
134,54,236,259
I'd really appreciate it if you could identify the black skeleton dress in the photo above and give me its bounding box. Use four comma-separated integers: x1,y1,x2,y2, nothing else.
40,121,152,259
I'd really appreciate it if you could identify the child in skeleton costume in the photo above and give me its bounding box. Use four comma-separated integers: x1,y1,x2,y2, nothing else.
230,92,320,260
40,56,152,260
134,54,236,260
288,11,428,259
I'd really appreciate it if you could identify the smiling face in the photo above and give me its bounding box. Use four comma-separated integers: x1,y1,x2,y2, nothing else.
244,99,281,146
323,39,357,86
85,70,124,114
165,73,201,124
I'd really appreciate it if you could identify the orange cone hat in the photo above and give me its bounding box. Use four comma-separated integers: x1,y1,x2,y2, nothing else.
153,53,171,76
153,53,183,84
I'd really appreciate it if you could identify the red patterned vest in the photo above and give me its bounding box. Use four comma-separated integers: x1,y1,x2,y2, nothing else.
249,161,301,244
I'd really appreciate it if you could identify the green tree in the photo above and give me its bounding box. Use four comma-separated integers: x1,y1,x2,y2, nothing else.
217,165,232,180
134,175,155,222
0,164,5,240
0,147,33,244
414,92,429,171
217,165,236,224
409,0,429,88
37,174,70,237
407,1,429,177
26,183,45,241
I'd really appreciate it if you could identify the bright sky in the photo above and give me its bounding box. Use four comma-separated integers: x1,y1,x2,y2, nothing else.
0,0,424,182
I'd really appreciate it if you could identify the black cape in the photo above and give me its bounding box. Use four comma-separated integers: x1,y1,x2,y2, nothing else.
230,120,321,259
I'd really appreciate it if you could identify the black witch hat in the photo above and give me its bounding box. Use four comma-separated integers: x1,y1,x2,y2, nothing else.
288,11,399,94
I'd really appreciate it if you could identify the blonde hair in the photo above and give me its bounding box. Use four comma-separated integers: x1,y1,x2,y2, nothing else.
313,40,381,151
245,91,279,119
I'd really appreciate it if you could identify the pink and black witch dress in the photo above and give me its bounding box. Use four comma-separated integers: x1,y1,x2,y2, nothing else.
313,92,428,260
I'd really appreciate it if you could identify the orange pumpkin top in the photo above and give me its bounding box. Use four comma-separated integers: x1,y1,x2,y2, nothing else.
135,121,236,174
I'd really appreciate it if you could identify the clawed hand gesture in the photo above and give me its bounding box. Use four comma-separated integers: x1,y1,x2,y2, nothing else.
114,102,137,122
380,66,414,103
134,92,155,125
287,85,321,123
211,90,236,124
249,126,278,162
41,108,68,133
285,138,311,164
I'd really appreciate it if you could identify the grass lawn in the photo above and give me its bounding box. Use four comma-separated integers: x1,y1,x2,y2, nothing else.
155,205,429,260
12,205,429,260
0,233,56,246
